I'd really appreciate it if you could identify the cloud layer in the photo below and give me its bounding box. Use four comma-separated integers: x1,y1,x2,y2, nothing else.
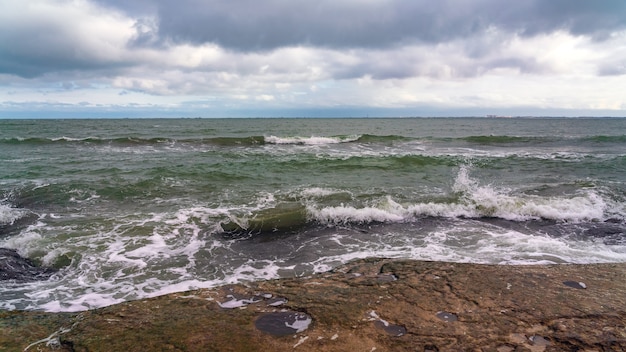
149,0,626,49
1,0,625,117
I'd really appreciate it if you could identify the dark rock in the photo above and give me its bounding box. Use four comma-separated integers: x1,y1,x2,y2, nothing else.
0,248,56,281
0,212,38,238
563,280,587,289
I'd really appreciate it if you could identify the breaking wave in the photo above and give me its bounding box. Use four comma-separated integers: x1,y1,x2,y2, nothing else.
216,166,621,235
264,134,361,145
306,165,616,226
0,203,26,227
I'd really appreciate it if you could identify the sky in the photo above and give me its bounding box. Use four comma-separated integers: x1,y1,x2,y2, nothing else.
1,0,625,118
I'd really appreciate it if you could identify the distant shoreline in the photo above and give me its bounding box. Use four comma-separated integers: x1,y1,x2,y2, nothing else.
2,115,626,120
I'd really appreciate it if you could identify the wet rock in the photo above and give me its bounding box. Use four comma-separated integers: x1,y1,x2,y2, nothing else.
2,259,626,351
0,248,56,281
435,311,458,322
373,320,406,337
217,293,262,309
369,311,406,337
528,335,550,346
255,311,312,336
563,280,587,289
266,297,288,306
376,273,398,282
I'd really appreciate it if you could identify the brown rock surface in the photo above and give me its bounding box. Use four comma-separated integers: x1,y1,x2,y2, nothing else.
2,258,626,351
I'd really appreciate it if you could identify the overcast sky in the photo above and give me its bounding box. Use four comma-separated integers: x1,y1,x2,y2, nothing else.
1,0,625,118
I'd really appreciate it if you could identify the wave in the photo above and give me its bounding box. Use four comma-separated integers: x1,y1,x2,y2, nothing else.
460,134,626,146
307,191,612,225
220,202,308,236
202,136,266,146
264,134,361,145
213,190,619,238
0,134,358,147
461,135,549,144
582,135,626,144
215,165,623,236
4,133,623,149
314,165,619,225
351,134,412,143
0,136,174,146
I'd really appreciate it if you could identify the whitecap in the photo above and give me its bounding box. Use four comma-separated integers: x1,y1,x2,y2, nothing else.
265,135,360,145
0,203,26,225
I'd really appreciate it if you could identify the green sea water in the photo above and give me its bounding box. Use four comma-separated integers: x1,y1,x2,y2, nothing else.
1,117,625,311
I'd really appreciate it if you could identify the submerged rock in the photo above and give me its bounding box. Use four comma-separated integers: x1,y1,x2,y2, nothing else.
0,248,56,281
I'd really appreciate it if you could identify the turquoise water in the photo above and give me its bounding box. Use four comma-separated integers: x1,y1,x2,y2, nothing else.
1,117,625,311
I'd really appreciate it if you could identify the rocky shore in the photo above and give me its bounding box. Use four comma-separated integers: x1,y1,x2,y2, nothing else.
2,258,626,351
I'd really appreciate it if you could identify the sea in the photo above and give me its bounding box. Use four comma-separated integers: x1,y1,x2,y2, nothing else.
1,117,625,312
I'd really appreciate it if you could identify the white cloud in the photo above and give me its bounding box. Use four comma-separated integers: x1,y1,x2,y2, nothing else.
0,0,625,116
0,0,137,76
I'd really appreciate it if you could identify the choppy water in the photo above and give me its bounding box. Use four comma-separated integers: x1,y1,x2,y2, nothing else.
1,117,625,312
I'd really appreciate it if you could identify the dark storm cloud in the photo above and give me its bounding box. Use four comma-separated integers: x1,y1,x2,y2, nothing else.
138,0,490,50
0,48,130,79
100,0,626,51
2,0,625,83
512,0,626,40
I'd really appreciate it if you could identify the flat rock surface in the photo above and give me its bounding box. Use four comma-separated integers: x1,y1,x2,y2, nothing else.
2,259,626,351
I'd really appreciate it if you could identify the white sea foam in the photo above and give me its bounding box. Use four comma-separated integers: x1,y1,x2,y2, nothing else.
300,187,347,198
1,167,622,313
2,215,625,313
308,204,405,225
0,203,25,225
217,294,261,308
1,224,45,256
51,136,92,142
265,135,360,145
286,313,312,333
225,259,286,283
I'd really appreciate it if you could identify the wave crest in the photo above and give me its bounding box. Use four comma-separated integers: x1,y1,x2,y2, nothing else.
305,166,615,226
264,135,361,145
